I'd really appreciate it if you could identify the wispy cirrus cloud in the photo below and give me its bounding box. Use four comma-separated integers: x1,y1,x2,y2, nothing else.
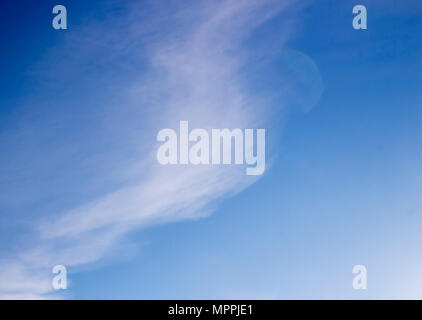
0,0,322,299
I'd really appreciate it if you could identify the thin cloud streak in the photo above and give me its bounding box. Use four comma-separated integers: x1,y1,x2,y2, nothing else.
0,0,301,298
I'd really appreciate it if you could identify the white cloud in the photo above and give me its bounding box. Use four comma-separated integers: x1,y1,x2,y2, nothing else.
0,0,310,298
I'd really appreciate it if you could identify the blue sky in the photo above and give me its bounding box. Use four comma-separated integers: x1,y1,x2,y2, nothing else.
0,0,421,299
